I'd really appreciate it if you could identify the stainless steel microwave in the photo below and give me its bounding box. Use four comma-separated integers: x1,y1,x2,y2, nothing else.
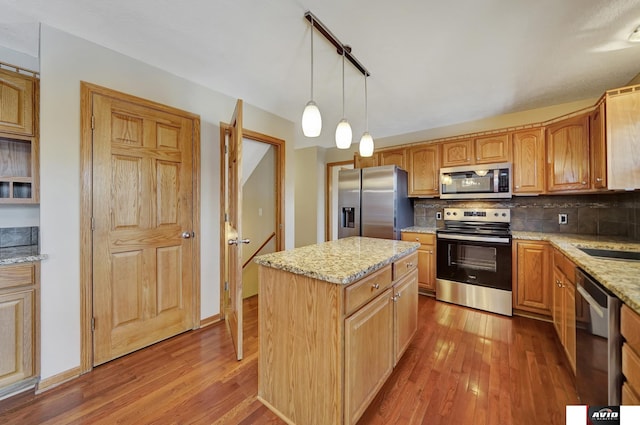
439,162,512,199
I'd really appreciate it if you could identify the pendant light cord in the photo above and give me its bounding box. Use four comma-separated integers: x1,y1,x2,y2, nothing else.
310,16,314,100
364,75,368,131
341,48,346,118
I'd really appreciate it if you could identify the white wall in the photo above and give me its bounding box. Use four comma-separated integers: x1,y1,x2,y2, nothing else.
38,25,295,381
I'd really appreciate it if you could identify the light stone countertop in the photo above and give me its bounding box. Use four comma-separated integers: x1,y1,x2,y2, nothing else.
401,226,437,234
254,236,420,285
0,245,47,265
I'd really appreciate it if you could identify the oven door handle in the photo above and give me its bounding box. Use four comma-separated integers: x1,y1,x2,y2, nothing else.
437,233,511,244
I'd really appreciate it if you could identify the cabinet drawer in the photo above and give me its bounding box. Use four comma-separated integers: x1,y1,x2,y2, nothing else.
622,304,640,354
0,263,35,289
623,343,640,392
553,249,575,282
393,252,418,281
401,232,435,246
345,265,392,316
622,382,640,405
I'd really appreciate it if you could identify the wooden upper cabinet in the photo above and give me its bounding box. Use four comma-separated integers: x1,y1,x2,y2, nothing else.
407,144,440,196
606,86,640,190
590,102,607,189
546,113,590,192
441,139,473,167
512,128,545,194
0,69,36,136
379,148,406,169
474,133,510,164
354,152,379,168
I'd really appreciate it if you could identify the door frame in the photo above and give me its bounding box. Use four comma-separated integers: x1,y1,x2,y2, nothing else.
325,160,355,241
219,125,285,319
79,82,201,373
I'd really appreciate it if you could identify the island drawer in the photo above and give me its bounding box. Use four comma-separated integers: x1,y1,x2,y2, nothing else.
393,251,418,281
345,265,392,316
0,263,36,290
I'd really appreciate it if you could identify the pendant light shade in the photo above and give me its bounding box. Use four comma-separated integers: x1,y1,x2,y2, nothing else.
302,16,322,137
359,132,374,157
359,74,374,157
336,119,353,149
302,100,322,137
335,49,352,149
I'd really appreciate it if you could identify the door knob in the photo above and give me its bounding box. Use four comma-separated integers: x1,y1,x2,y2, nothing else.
228,238,251,245
182,232,194,239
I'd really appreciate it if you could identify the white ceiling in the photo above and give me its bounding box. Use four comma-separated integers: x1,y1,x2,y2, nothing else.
1,0,640,149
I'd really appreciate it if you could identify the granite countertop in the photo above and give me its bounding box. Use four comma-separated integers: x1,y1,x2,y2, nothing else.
402,226,437,234
255,236,420,285
0,245,48,265
512,231,640,314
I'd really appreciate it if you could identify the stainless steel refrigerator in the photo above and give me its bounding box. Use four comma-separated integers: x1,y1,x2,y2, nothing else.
337,165,413,240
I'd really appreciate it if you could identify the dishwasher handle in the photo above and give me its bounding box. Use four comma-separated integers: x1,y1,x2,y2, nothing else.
576,284,605,319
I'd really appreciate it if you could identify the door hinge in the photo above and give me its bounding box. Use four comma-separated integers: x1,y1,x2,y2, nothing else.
224,281,229,291
91,317,95,331
225,213,228,222
91,216,95,231
91,115,95,130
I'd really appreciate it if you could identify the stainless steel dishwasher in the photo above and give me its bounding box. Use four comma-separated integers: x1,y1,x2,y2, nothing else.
575,268,621,405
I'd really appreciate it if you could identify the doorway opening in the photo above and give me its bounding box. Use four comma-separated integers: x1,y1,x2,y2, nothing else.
325,160,354,241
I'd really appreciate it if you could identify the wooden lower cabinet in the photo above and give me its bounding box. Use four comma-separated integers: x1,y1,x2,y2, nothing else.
621,304,640,403
258,253,418,425
0,263,39,397
513,240,551,316
401,232,435,293
551,248,576,373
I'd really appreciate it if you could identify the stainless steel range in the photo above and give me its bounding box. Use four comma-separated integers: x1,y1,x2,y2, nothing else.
436,207,513,316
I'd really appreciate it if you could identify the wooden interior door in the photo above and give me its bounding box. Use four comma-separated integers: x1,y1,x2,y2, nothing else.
225,99,245,360
91,92,195,365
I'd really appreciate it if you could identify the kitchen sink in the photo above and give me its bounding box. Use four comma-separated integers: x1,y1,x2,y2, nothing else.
578,247,640,261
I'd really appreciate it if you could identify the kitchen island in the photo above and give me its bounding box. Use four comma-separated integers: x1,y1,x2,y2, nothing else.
255,237,419,425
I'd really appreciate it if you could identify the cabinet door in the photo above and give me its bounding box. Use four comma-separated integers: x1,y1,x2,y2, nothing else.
0,289,34,388
590,102,607,189
515,241,550,315
394,269,418,365
379,148,406,169
606,88,640,190
546,114,590,192
512,128,545,194
564,281,576,374
551,267,564,342
441,139,473,167
354,153,379,168
0,69,35,136
474,134,510,164
407,144,440,196
344,288,393,425
417,247,435,292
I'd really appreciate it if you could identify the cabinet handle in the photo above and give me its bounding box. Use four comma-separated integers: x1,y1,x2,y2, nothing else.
596,177,602,182
371,283,380,290
581,181,587,185
515,185,520,189
406,262,414,268
397,291,402,299
415,238,420,242
392,295,398,302
429,250,433,254
555,279,562,288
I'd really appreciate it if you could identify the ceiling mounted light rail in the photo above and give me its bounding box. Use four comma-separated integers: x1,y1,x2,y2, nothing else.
302,11,373,152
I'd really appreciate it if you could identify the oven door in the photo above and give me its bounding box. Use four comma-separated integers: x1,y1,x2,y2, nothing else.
436,234,512,291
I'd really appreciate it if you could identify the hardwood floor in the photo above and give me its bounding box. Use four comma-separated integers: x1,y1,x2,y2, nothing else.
0,296,578,424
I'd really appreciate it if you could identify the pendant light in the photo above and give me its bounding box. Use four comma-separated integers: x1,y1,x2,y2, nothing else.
302,16,322,137
335,48,352,149
359,74,374,157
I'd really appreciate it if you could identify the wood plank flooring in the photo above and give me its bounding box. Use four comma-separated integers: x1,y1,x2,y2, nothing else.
0,295,578,424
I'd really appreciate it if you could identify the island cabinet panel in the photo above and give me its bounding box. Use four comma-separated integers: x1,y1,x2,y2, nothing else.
514,240,551,316
621,304,640,403
606,87,640,190
407,144,440,197
512,128,545,194
258,267,343,425
345,287,393,425
257,247,418,425
474,133,510,164
546,114,590,192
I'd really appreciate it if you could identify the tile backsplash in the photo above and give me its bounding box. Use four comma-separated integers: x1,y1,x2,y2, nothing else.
0,226,39,248
413,192,640,241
